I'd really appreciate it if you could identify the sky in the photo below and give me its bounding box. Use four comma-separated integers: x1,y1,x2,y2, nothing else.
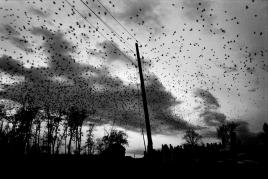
0,0,268,155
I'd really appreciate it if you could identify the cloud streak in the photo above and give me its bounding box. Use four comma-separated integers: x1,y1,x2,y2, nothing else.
193,88,219,108
199,111,226,127
0,24,33,52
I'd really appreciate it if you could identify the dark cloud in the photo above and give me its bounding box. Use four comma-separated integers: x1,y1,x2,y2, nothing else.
30,27,100,80
115,0,163,33
182,0,225,34
194,88,225,128
144,75,192,133
31,27,77,75
193,88,219,108
0,29,192,134
0,55,25,76
199,111,226,126
0,67,191,134
84,73,192,134
0,24,33,52
0,54,54,84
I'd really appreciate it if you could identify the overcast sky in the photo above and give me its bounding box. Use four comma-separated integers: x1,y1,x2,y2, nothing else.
0,0,268,154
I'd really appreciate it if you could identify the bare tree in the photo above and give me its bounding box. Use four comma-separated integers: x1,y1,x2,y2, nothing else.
85,123,95,155
259,123,268,146
217,122,239,148
183,128,202,146
0,104,6,133
67,107,87,154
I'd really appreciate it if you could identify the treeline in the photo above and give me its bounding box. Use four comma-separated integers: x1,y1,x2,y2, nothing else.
150,122,268,167
1,101,268,162
0,103,128,157
183,121,268,149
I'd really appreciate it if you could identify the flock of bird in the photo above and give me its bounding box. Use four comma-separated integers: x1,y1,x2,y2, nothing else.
0,0,267,133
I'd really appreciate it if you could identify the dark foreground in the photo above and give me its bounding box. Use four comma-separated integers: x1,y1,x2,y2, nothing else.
1,152,267,178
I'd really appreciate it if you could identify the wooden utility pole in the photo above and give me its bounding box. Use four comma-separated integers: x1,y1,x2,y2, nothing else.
135,43,153,155
141,128,147,152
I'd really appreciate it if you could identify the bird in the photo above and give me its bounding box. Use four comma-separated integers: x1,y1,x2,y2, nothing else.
0,0,267,134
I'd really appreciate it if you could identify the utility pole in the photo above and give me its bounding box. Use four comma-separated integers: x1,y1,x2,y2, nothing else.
135,42,153,155
141,128,147,153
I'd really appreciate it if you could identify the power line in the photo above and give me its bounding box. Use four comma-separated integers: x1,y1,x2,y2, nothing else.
93,0,150,62
65,1,153,151
64,0,137,68
95,0,138,43
80,0,148,67
80,0,135,55
64,0,100,36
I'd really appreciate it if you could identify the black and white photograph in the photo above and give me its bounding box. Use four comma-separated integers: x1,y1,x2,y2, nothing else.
0,0,267,175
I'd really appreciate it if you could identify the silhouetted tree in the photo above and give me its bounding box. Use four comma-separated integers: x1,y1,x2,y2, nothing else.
62,120,68,154
98,129,128,158
217,124,228,147
96,138,106,154
183,128,202,146
67,107,87,154
259,123,268,146
44,105,53,154
0,105,8,154
102,129,128,147
31,110,43,154
217,122,239,148
51,115,62,154
14,107,39,154
85,123,95,155
0,104,6,133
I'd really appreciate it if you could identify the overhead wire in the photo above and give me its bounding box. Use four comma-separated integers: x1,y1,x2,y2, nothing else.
64,0,141,135
80,0,136,55
95,0,138,43
64,0,138,68
81,0,150,65
87,1,152,145
94,0,150,62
